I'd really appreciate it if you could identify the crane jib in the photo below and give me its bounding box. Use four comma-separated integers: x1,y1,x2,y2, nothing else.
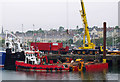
79,0,95,49
81,0,85,15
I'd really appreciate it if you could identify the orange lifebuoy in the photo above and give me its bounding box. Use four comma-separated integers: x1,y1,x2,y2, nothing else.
78,51,81,54
82,51,85,55
90,51,93,54
95,51,97,54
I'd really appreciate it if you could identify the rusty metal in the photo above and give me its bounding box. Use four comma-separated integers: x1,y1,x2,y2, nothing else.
103,22,106,59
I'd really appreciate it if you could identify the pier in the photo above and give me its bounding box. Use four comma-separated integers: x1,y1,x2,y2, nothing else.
47,54,120,65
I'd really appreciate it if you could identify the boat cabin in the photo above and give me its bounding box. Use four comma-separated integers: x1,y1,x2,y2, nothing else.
25,51,41,65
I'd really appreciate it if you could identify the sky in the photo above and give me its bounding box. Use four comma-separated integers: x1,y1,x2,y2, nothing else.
0,0,119,32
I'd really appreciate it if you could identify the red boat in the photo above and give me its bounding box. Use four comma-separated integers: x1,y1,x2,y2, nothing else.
15,61,69,72
15,51,70,72
85,63,108,72
15,51,108,72
65,59,108,72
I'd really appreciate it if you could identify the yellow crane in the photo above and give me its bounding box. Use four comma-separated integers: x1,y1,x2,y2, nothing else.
79,0,95,49
73,0,109,55
73,0,97,55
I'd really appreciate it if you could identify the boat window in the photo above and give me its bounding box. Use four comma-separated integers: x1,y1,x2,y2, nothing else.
35,53,38,57
12,48,14,52
63,65,65,68
63,64,68,68
65,65,68,68
6,43,9,47
53,43,58,45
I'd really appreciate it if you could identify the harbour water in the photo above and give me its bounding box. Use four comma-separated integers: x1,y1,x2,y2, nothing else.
0,65,120,81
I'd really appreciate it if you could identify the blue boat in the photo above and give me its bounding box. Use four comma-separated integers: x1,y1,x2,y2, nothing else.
0,51,6,67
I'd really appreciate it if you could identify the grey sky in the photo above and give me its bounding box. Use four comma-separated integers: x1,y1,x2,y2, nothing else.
0,0,119,32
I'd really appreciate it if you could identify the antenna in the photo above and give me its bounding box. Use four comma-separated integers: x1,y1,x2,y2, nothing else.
33,24,35,42
22,24,24,49
22,24,24,39
66,0,69,29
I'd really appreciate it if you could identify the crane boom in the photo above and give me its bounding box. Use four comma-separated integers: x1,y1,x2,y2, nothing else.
79,0,95,49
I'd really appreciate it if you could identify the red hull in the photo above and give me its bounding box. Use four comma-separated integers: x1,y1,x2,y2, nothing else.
85,63,108,72
15,61,69,72
0,65,4,68
72,63,108,72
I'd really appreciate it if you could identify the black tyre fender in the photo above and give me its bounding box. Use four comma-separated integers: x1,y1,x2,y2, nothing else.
59,68,62,72
46,67,49,70
50,68,53,72
46,67,49,72
55,67,58,72
33,67,37,69
26,67,31,69
82,66,86,72
59,68,62,70
82,64,86,72
40,67,42,69
69,67,73,72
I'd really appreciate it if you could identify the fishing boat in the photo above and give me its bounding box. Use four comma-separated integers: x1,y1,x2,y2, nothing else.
4,30,25,70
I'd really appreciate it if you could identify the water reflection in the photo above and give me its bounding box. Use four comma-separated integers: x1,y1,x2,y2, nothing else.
77,69,108,80
5,70,108,80
21,71,70,80
1,66,120,80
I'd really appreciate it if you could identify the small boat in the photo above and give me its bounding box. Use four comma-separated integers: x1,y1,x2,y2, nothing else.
84,62,108,72
4,30,25,70
15,51,70,72
107,48,120,55
0,51,6,67
64,59,108,72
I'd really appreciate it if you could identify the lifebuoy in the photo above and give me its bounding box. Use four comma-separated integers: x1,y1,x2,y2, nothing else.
77,51,81,55
82,51,86,55
95,51,97,55
90,51,93,55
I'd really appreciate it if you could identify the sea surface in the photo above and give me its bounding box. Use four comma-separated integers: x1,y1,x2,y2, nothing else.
0,65,120,81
